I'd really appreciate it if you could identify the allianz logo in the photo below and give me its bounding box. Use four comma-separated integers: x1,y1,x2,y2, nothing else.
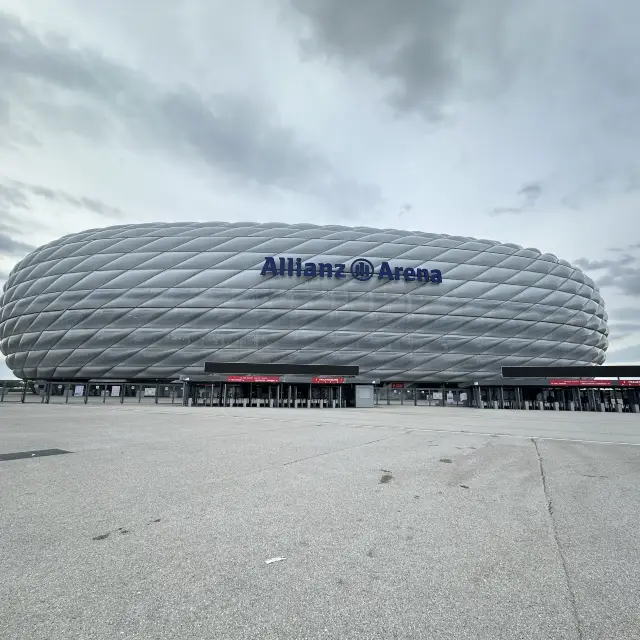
260,256,443,283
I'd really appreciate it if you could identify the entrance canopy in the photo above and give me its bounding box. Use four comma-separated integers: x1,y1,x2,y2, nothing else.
190,362,373,385
502,365,640,380
203,361,359,376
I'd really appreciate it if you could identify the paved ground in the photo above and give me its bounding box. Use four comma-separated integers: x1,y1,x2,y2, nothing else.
1,405,639,640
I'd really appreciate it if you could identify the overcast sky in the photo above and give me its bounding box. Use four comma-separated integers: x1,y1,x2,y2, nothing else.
1,0,639,379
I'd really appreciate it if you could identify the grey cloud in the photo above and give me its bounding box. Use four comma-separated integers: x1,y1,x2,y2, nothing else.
397,202,413,217
3,179,124,219
0,232,35,255
1,179,122,240
0,183,29,210
574,254,636,271
561,163,640,210
574,253,640,297
519,183,542,205
290,0,513,118
606,343,640,363
610,322,640,333
0,11,380,213
0,209,27,236
611,308,640,321
605,310,640,342
490,181,542,216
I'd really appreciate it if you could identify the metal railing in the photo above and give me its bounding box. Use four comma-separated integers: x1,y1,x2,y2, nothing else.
0,381,185,405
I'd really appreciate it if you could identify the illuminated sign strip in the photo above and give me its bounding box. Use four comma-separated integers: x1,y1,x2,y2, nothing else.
549,379,612,387
226,375,280,383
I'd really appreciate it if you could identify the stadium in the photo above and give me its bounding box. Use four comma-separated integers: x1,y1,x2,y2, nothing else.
0,221,619,409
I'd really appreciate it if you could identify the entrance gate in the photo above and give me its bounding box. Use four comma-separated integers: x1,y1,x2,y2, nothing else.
184,379,352,408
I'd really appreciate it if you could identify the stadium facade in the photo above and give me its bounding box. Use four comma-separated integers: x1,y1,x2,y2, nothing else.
0,221,610,404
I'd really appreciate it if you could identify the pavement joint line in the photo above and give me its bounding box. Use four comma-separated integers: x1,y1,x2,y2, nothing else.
532,438,585,640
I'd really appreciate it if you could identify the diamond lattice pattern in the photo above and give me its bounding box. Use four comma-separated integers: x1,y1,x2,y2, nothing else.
0,222,609,382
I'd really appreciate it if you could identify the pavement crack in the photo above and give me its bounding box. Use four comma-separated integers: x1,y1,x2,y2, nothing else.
532,438,584,640
282,435,399,467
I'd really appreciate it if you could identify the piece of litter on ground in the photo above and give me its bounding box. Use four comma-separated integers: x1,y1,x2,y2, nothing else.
265,557,286,564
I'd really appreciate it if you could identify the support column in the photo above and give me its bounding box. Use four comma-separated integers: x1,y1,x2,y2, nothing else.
0,382,5,403
21,380,28,404
84,382,89,404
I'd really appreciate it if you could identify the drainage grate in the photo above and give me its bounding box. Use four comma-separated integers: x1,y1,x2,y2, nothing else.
0,449,72,462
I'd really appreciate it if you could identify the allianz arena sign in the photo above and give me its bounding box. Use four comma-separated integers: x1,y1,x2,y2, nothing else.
260,256,443,284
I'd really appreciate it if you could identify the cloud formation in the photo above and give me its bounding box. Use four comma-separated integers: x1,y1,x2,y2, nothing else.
0,10,379,213
0,232,34,255
290,0,511,118
490,182,543,216
1,178,123,219
574,253,640,297
606,343,640,364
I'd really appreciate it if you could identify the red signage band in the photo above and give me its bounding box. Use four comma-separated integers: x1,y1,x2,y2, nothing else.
311,377,345,384
391,382,404,389
620,380,640,386
226,375,280,383
549,379,613,387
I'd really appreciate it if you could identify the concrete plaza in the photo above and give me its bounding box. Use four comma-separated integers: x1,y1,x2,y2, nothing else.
1,404,639,639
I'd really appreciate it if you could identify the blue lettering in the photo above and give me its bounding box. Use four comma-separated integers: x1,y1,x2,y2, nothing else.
261,256,443,284
378,261,394,280
261,257,278,276
404,267,415,282
319,263,333,277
